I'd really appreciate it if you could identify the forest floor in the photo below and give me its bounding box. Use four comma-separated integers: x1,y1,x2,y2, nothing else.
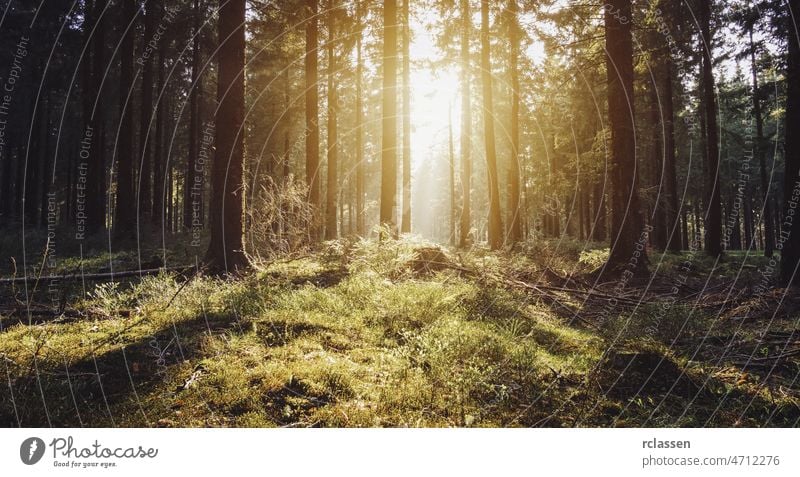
1,236,800,427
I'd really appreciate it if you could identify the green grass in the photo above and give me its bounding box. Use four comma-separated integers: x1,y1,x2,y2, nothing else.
1,238,798,427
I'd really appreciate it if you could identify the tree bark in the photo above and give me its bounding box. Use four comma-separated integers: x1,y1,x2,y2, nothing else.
139,0,156,227
380,0,398,232
459,0,471,247
205,0,248,272
184,0,202,231
780,0,800,285
506,0,522,244
152,29,166,229
401,0,412,234
114,0,136,239
662,53,681,251
749,29,775,256
305,0,322,241
325,3,338,240
86,0,107,233
604,0,646,270
700,0,722,257
355,0,365,236
480,0,503,249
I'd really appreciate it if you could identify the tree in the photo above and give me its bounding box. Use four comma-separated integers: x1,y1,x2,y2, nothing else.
325,0,339,240
305,0,322,241
699,0,721,257
355,0,365,236
184,0,203,231
505,0,522,245
152,19,166,229
781,0,800,285
604,0,646,270
205,0,248,272
138,0,156,227
459,0,471,247
86,0,107,234
114,0,136,239
380,0,398,232
480,0,503,249
661,50,681,252
747,26,775,257
401,0,411,234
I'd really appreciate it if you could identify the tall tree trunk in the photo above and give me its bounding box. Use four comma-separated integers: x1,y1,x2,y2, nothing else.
85,0,107,234
184,0,202,231
458,0,471,247
205,0,248,272
449,105,456,246
138,0,156,227
380,0,398,232
781,0,800,285
662,53,681,251
605,0,646,270
114,0,136,239
749,29,775,257
506,0,521,244
700,0,721,257
325,3,338,240
650,79,666,250
401,0,411,234
355,0,365,236
480,0,503,249
305,0,321,241
152,32,166,229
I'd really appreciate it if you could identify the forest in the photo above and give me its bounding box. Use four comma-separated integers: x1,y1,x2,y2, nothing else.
0,0,799,428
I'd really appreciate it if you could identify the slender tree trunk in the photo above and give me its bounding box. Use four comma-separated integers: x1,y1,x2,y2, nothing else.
480,0,503,249
458,0,471,247
781,0,800,285
700,0,722,257
400,0,412,234
506,0,521,244
86,0,107,233
114,0,136,239
605,0,646,270
449,105,456,245
205,0,248,271
138,0,156,227
650,80,666,250
749,29,775,256
305,0,322,241
152,33,166,229
325,3,338,240
184,0,201,231
355,0,365,236
662,53,681,251
380,0,398,232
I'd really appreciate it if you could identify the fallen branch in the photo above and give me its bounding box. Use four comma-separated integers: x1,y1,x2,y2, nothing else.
0,266,193,285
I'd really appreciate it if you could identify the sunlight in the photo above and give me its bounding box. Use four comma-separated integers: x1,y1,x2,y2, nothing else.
408,12,460,172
